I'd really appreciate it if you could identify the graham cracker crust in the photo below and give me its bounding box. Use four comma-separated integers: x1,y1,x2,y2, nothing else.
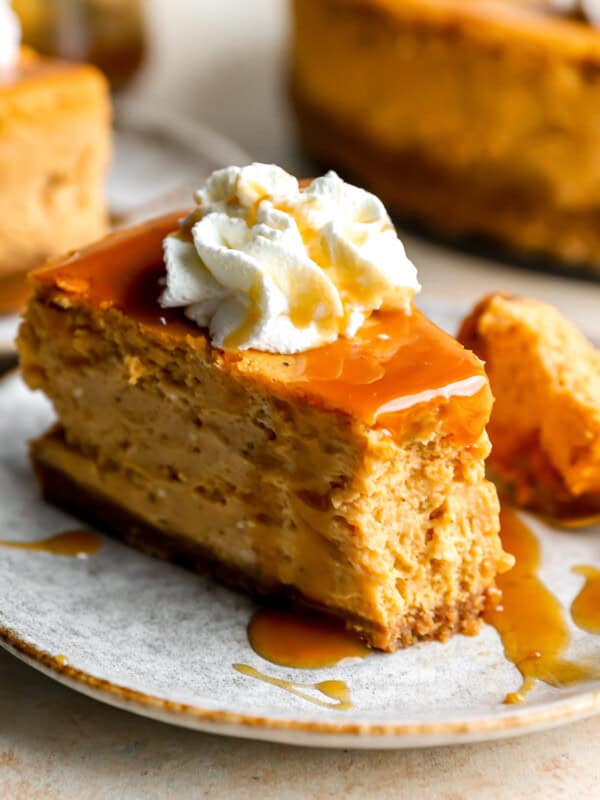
31,433,487,652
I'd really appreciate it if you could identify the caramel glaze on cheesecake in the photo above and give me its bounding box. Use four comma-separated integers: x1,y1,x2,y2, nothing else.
18,211,512,652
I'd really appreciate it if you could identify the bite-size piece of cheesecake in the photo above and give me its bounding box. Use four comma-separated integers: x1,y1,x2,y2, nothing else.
459,293,600,524
18,165,512,651
0,4,110,312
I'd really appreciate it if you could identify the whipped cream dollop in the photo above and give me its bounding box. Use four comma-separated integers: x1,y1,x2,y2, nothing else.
0,1,20,70
160,164,420,354
552,0,600,25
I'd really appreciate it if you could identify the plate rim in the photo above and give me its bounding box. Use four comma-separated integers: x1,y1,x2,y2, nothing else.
2,623,600,748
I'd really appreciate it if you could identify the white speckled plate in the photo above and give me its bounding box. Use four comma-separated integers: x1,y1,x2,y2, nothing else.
0,102,250,355
1,303,600,749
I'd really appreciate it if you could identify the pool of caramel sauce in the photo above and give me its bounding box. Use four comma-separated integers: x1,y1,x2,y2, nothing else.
0,530,102,557
233,609,369,711
248,608,369,669
484,508,597,703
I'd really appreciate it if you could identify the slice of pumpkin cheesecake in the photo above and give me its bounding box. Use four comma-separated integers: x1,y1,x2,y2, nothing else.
18,164,512,651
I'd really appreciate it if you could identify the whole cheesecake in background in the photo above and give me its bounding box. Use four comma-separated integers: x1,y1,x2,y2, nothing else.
18,164,512,652
0,3,110,313
291,0,600,274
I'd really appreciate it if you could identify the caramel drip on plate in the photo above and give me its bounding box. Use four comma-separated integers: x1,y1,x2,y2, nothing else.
233,663,352,711
485,508,597,704
247,608,369,669
287,309,487,429
0,530,102,557
571,566,600,634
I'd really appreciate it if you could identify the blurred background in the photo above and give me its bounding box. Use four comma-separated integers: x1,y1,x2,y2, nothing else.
13,0,294,168
5,0,600,342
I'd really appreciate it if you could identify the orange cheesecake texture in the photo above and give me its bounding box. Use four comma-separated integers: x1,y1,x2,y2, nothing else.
19,214,510,651
459,293,600,516
291,0,600,270
0,48,110,289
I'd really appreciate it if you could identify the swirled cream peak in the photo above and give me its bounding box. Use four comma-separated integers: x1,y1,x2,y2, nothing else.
552,0,600,25
160,164,420,354
0,1,20,69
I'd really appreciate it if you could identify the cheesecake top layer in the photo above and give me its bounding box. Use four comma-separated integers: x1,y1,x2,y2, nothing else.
31,211,489,432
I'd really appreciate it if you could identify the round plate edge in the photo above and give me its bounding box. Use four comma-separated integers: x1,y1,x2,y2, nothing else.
2,627,600,749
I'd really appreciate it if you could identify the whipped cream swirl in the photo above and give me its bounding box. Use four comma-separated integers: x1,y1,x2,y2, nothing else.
552,0,600,25
160,164,420,354
0,1,20,70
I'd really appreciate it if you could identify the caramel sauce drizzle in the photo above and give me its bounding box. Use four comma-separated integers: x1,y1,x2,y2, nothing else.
233,664,352,711
247,608,369,669
571,566,600,634
223,281,263,351
286,310,488,429
0,530,102,558
236,609,365,712
485,508,597,704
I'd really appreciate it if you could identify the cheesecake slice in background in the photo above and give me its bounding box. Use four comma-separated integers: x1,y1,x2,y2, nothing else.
0,37,110,311
18,166,512,651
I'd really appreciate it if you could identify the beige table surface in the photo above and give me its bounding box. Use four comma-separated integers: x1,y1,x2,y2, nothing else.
2,1,600,798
